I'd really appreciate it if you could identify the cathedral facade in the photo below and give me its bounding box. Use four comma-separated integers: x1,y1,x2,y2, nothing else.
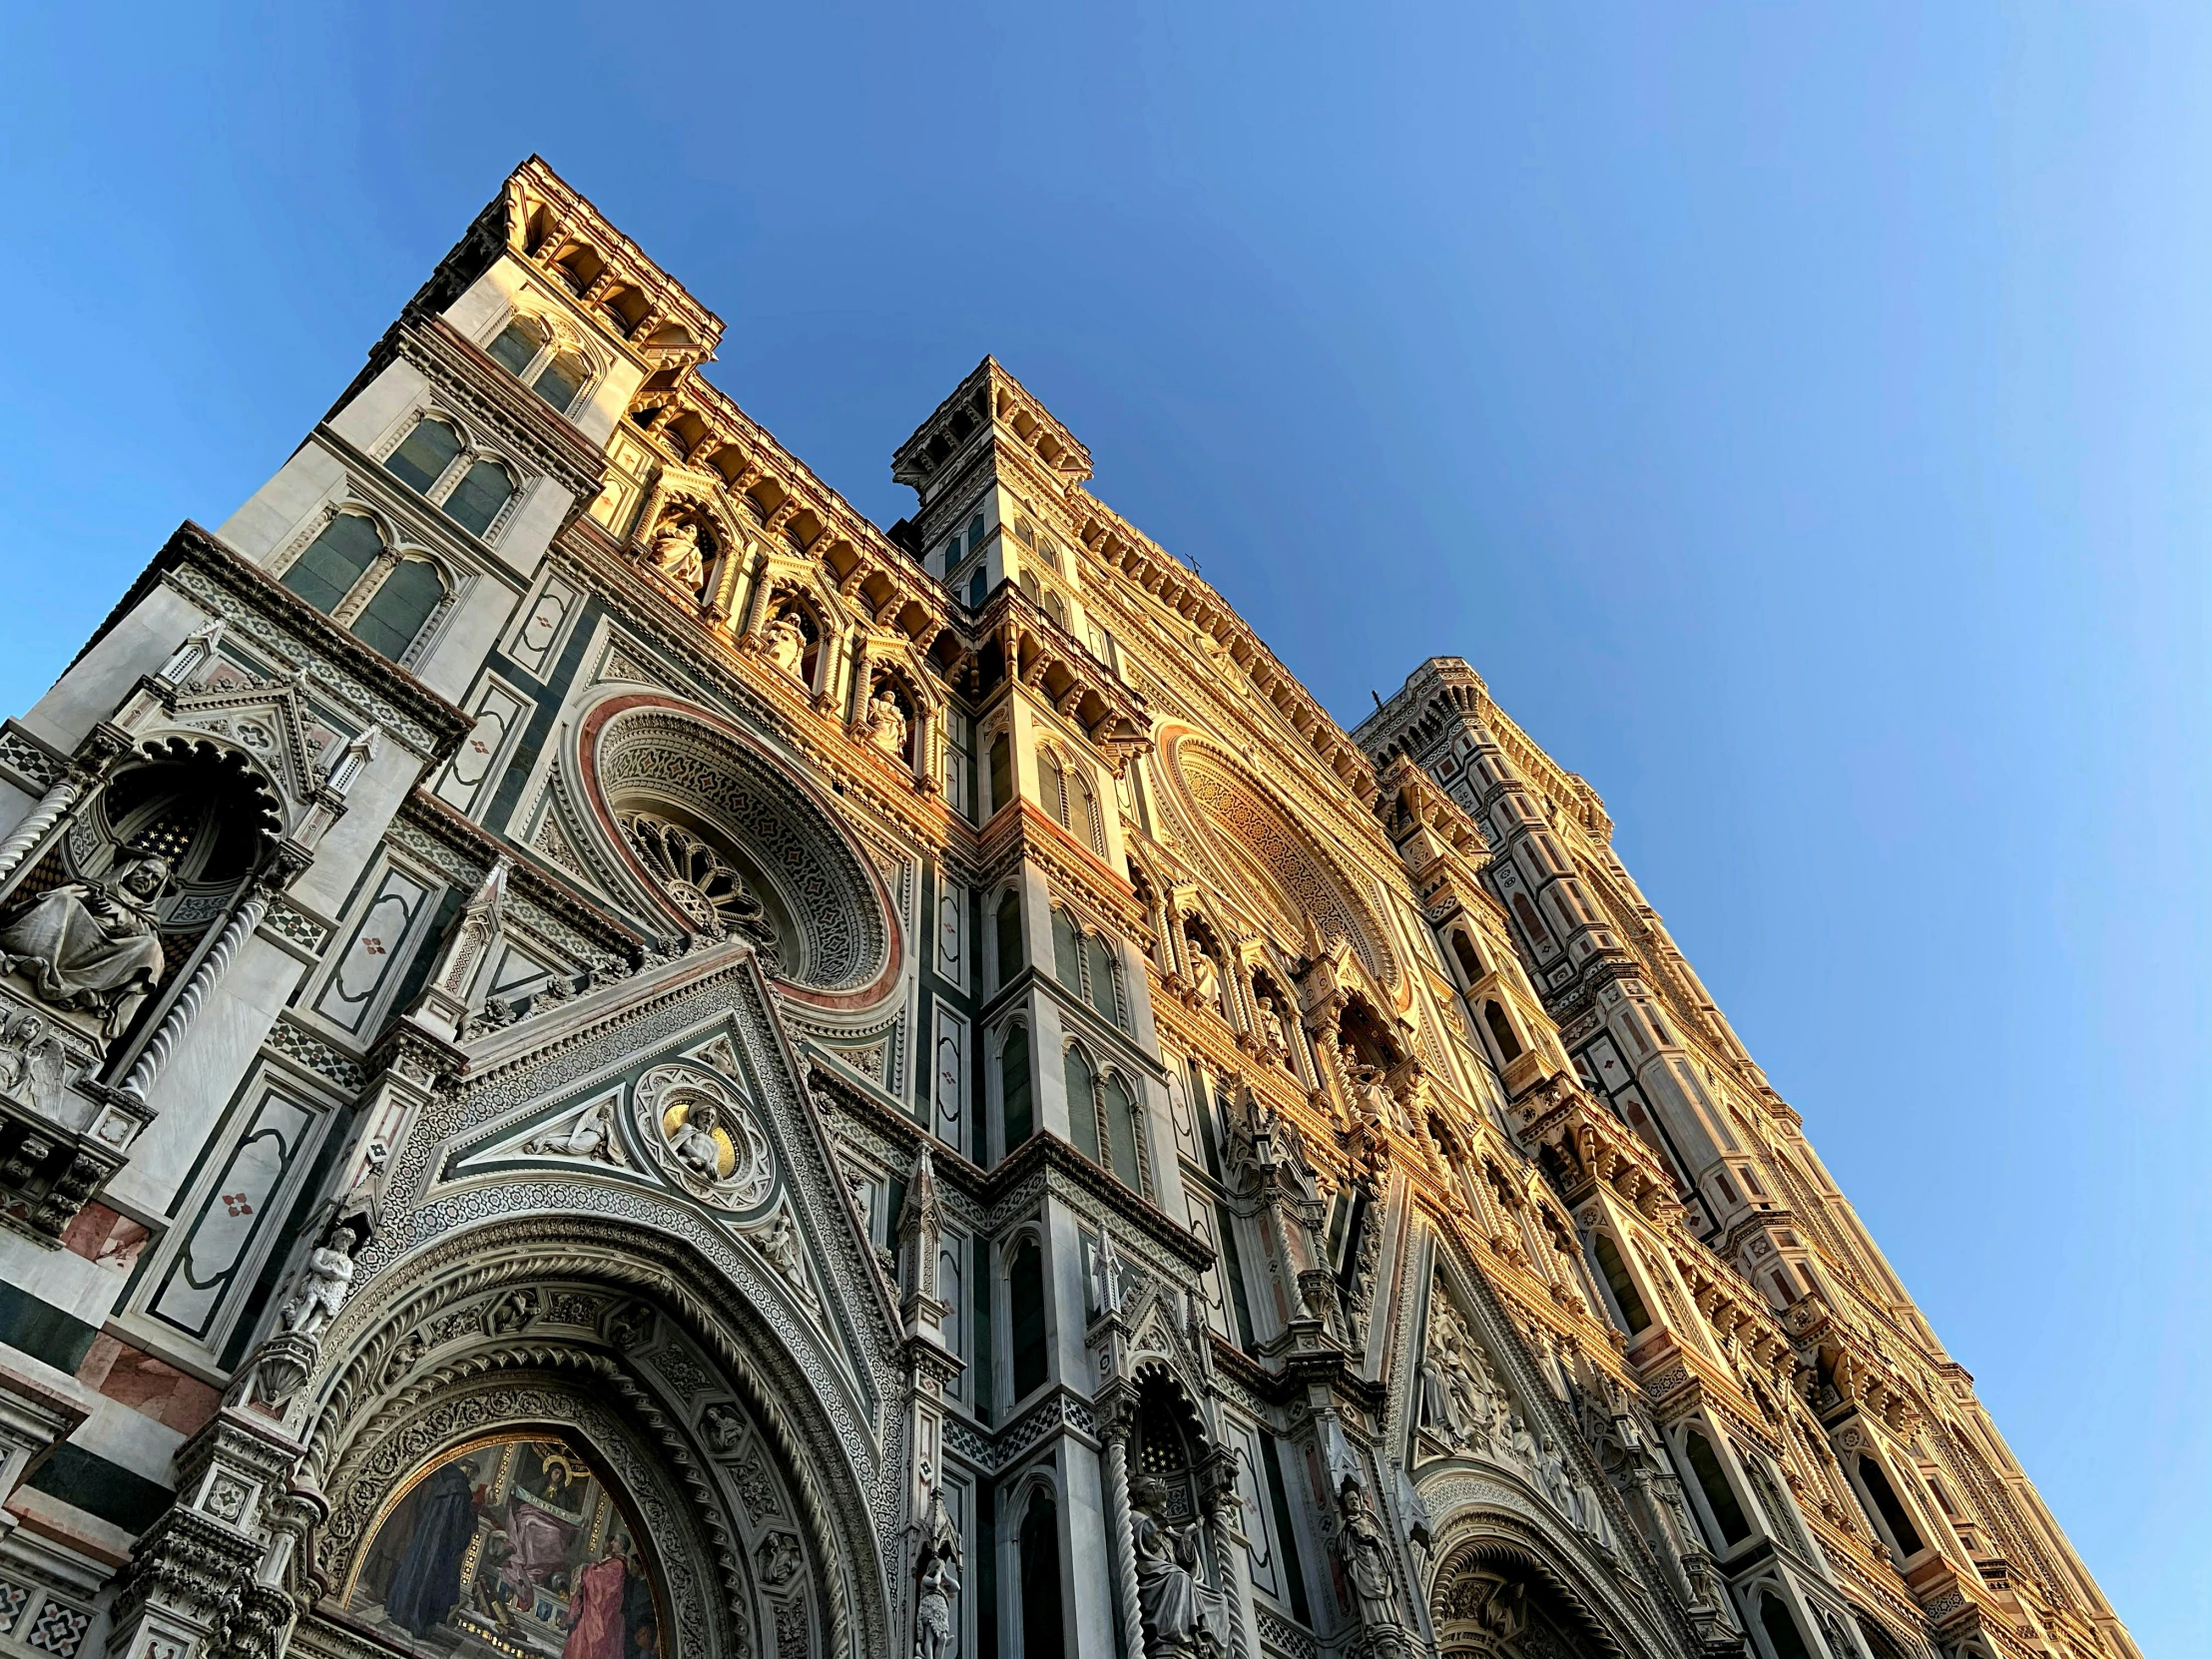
0,159,2136,1659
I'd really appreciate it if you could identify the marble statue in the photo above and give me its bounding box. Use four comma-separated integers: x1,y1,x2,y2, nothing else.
0,854,172,1037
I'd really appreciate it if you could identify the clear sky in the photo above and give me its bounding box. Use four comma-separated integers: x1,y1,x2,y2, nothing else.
3,4,2204,1643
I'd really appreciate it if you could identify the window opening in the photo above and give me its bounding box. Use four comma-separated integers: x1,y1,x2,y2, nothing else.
1001,1024,1033,1150
385,418,461,493
1857,1454,1927,1558
1009,1238,1047,1398
1683,1429,1753,1547
350,557,444,661
444,459,514,537
280,513,382,616
1591,1233,1651,1333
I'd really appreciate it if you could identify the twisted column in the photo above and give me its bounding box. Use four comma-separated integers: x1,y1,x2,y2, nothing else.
1100,1406,1149,1659
118,883,272,1104
0,775,83,888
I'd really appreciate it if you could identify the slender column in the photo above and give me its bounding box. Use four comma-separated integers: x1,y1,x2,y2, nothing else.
117,872,280,1103
1207,1481,1261,1659
0,775,81,888
1100,1408,1148,1659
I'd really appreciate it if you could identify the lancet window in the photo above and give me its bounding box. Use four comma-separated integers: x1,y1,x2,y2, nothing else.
1060,1040,1147,1194
276,509,451,664
379,412,519,539
485,312,591,415
1048,904,1125,1030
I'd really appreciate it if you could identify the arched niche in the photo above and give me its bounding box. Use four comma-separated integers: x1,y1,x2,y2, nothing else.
293,1218,892,1659
1428,1538,1621,1659
577,696,898,1006
1157,732,1398,993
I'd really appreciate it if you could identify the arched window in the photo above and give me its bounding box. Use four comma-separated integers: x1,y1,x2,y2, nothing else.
1856,1454,1927,1560
1073,775,1103,853
1064,1045,1101,1165
996,890,1024,989
1040,748,1069,829
531,352,588,414
280,512,383,616
487,318,544,375
1757,1593,1816,1659
1085,933,1119,1024
1017,1486,1063,1659
1590,1233,1651,1333
1000,1023,1033,1150
1482,999,1524,1063
443,459,514,537
350,556,446,661
987,732,1013,818
1009,1238,1047,1397
384,417,462,493
1102,1073,1142,1191
1450,929,1483,985
1682,1428,1753,1548
968,567,987,608
1052,906,1082,989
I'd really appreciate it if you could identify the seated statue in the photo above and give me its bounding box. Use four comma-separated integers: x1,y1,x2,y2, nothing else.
0,855,172,1038
1131,1478,1203,1651
647,515,707,593
765,610,810,679
865,686,910,758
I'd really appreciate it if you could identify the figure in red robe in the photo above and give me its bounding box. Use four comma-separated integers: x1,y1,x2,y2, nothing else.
562,1547,629,1659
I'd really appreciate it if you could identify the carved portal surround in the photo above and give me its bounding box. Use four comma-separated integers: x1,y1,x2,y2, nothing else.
1426,1533,1618,1659
575,695,900,1008
161,1215,890,1659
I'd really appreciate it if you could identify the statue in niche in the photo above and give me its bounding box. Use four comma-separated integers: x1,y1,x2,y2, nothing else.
765,608,810,680
864,680,910,759
1131,1477,1204,1651
278,1239,354,1338
1335,1475,1401,1630
912,1493,962,1659
0,854,174,1038
646,512,708,593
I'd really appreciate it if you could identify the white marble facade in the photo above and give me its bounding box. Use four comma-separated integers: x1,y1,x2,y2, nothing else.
0,161,2137,1659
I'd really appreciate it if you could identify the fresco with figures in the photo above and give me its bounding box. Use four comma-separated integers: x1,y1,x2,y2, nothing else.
348,1438,660,1659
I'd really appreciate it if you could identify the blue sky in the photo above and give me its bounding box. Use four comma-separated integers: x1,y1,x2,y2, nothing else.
3,3,2205,1642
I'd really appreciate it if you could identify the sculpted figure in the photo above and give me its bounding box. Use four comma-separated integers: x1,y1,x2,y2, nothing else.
0,1012,70,1115
758,1208,811,1298
1336,1476,1400,1629
1131,1478,1202,1649
528,1096,618,1163
1537,1433,1574,1512
1418,1350,1460,1442
0,854,172,1037
668,1101,725,1184
647,514,707,592
279,1242,354,1337
865,684,910,758
765,609,809,679
913,1549,959,1659
1508,1413,1539,1472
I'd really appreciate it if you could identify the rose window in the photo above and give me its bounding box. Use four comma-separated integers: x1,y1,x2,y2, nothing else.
619,812,780,964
